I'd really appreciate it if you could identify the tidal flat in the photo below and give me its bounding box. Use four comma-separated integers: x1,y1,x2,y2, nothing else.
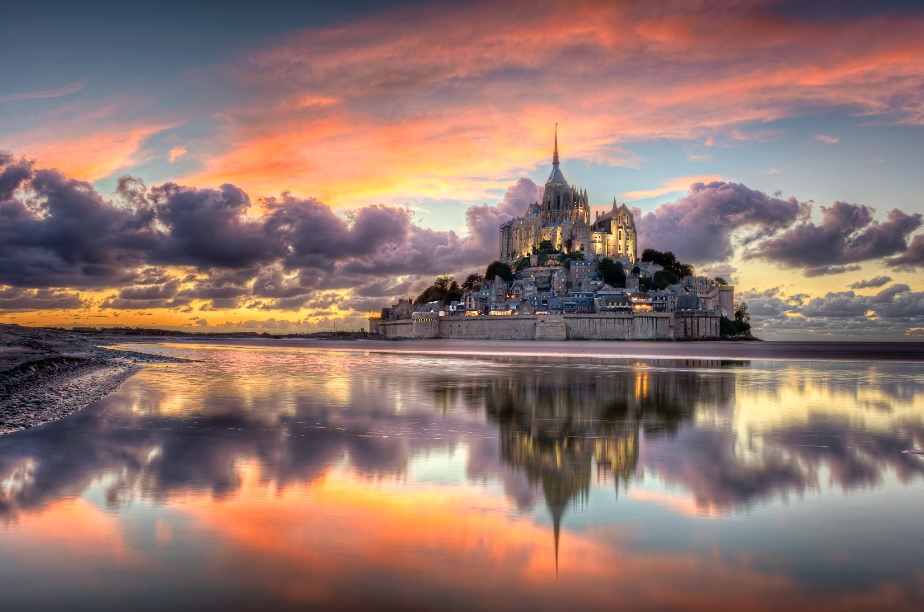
1,338,923,610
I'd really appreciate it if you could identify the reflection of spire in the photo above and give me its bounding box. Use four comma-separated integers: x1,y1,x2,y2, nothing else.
477,367,721,575
554,511,560,577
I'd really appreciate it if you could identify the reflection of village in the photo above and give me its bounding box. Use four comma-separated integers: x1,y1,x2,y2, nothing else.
434,361,740,566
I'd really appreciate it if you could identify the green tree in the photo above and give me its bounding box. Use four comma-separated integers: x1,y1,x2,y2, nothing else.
733,301,751,335
461,273,484,291
631,265,641,276
414,275,462,306
720,316,738,337
714,277,728,286
597,258,626,288
515,257,531,272
434,274,454,291
651,269,679,290
485,261,514,282
641,249,694,278
560,251,585,267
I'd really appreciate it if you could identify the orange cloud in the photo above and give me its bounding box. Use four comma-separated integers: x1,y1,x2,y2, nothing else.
9,123,173,182
173,2,924,204
167,145,188,163
622,175,724,202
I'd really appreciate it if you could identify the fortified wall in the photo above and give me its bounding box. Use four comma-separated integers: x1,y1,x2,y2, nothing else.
370,312,719,341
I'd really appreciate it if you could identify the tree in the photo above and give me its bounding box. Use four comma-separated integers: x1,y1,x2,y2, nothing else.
714,277,728,286
559,251,585,268
734,301,750,324
631,265,641,276
536,239,556,254
720,316,738,337
515,257,531,272
485,261,514,282
461,273,484,291
651,269,679,290
733,301,751,336
641,249,694,278
597,258,626,288
434,274,454,292
414,275,462,306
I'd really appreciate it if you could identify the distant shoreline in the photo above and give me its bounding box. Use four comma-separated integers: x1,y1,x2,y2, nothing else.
117,335,924,364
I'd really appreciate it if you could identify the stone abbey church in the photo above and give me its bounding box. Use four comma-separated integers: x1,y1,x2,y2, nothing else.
500,128,638,263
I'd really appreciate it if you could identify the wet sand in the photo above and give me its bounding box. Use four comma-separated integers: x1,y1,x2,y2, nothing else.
0,324,187,435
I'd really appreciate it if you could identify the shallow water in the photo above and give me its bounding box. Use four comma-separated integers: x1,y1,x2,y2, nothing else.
1,341,923,610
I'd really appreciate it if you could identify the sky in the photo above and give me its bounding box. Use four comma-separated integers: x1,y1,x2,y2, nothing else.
2,0,924,340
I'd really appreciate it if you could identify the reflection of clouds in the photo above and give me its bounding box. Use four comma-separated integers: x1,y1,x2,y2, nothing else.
772,415,924,489
644,361,924,513
1,346,922,528
734,362,924,433
0,349,491,520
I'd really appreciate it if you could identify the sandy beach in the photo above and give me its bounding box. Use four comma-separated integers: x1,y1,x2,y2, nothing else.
0,324,188,435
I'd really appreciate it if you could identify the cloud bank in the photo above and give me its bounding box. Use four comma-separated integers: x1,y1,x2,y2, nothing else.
3,154,924,337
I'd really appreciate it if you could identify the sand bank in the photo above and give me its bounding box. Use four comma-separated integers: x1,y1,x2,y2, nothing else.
0,324,188,435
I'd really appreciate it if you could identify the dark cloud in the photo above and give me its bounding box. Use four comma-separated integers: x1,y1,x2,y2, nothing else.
636,181,806,264
799,284,921,318
4,153,923,329
740,283,924,339
151,183,284,268
746,202,922,273
264,195,411,267
0,156,33,202
849,275,892,289
803,264,861,277
0,164,158,289
0,287,84,311
118,280,179,301
636,182,924,279
886,234,924,268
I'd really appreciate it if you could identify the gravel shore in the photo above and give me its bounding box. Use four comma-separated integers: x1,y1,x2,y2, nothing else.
0,324,189,435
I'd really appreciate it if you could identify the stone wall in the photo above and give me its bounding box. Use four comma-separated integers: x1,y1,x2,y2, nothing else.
372,312,721,341
566,313,672,340
673,312,720,340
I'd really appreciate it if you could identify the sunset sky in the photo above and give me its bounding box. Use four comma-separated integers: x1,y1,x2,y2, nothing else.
3,0,924,339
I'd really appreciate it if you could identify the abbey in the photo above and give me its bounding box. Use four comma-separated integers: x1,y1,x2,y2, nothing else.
500,128,637,263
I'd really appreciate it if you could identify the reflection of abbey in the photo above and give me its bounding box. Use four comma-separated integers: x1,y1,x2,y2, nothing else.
468,362,737,570
500,127,637,263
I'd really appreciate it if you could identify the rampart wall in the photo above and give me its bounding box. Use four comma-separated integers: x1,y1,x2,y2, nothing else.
371,312,720,341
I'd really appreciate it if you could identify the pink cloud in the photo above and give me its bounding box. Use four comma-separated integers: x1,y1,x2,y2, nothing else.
167,146,188,164
178,1,924,201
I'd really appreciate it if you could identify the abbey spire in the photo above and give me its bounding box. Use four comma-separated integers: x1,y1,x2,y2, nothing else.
553,122,560,167
547,123,567,185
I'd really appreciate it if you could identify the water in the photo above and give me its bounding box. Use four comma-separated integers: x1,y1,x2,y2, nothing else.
1,340,923,610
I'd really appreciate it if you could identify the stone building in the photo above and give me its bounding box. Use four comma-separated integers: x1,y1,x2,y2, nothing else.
500,127,638,263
